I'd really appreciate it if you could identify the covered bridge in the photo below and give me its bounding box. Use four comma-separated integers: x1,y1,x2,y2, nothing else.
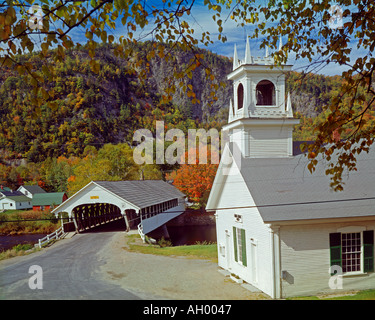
51,180,186,236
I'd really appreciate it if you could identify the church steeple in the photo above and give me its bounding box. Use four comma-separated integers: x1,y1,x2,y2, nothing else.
227,37,293,122
223,38,300,158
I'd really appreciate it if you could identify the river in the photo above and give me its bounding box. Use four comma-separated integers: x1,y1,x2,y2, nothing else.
0,234,47,252
0,223,217,251
167,225,217,246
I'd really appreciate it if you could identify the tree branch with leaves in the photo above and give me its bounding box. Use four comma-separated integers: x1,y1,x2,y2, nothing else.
1,0,374,191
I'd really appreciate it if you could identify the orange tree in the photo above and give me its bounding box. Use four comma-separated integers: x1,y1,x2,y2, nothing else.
166,145,218,208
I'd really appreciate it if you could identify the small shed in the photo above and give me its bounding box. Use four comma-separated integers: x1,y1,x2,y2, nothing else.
32,192,68,211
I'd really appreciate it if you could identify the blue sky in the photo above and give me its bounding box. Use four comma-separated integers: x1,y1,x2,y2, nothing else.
113,0,355,77
24,0,359,77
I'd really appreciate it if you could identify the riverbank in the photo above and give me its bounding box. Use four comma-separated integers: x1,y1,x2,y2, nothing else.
0,209,59,235
0,243,39,261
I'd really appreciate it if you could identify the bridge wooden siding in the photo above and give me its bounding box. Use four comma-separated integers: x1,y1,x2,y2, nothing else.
72,203,124,232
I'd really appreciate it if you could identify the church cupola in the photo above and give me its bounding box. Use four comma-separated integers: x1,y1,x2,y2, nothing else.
228,37,293,122
224,37,300,158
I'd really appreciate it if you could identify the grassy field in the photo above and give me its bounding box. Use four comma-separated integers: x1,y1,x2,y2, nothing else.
123,233,218,262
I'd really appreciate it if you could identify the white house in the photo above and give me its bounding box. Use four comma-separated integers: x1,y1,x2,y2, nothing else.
17,185,47,199
206,39,375,299
0,195,32,210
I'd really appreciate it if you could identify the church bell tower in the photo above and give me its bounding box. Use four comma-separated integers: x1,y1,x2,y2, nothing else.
224,37,299,158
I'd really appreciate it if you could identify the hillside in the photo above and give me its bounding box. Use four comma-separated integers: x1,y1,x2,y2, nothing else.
0,42,233,163
2,41,372,193
0,41,348,163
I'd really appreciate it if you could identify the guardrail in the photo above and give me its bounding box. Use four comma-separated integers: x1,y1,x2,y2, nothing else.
35,226,65,248
138,223,145,243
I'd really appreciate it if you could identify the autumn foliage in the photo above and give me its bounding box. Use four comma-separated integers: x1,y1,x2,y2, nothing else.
166,145,218,207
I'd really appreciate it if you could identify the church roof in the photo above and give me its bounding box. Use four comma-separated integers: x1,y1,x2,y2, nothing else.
239,145,375,223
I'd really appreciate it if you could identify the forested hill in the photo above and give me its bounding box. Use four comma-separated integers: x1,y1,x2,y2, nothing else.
0,42,233,163
0,41,344,163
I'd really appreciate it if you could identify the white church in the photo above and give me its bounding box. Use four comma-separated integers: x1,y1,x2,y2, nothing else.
206,38,375,299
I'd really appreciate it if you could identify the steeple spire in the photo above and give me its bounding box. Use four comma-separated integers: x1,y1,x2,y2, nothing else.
286,92,293,117
244,36,252,64
233,44,239,70
228,99,234,123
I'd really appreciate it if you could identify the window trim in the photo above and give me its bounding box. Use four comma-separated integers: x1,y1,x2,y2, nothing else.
341,232,362,274
233,226,247,267
330,230,374,276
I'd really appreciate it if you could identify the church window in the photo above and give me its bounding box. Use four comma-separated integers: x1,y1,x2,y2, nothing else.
233,226,247,266
329,230,374,274
256,80,276,106
237,83,244,109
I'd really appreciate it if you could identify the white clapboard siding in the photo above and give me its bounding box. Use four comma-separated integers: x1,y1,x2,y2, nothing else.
280,222,375,298
247,128,292,158
215,168,274,296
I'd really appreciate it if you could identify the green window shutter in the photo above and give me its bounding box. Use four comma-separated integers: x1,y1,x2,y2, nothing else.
233,227,238,262
363,230,374,273
329,233,341,273
241,228,247,267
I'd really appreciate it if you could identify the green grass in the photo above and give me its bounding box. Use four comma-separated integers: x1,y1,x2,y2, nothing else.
291,289,375,300
0,244,39,261
2,210,28,215
124,234,218,262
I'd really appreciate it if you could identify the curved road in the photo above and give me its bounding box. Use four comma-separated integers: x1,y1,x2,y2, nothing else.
0,222,143,300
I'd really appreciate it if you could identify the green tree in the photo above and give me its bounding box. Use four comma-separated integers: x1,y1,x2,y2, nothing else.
41,157,73,192
66,143,162,195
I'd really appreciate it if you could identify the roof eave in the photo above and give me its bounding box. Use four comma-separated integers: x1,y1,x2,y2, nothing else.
265,214,375,227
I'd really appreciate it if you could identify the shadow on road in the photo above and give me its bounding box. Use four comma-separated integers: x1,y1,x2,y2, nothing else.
80,219,127,234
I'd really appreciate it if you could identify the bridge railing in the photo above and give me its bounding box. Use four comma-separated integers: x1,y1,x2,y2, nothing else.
35,226,65,249
138,223,145,243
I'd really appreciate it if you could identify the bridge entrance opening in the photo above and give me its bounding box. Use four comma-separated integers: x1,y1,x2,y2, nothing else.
72,203,125,233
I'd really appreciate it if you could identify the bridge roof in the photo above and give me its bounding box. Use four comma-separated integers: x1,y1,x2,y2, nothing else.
93,180,185,209
52,180,186,216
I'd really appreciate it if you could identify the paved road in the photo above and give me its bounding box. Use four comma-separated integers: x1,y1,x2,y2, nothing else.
0,225,143,300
